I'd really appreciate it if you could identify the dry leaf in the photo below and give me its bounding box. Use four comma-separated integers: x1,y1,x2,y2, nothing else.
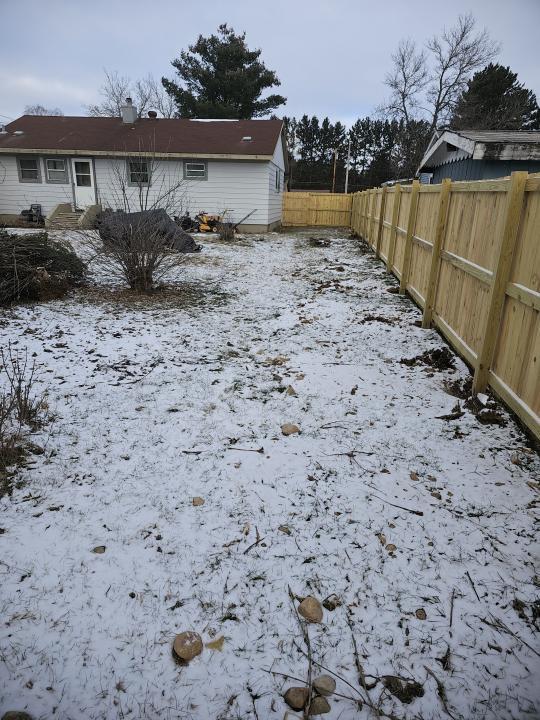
386,543,397,552
205,635,225,651
410,471,419,481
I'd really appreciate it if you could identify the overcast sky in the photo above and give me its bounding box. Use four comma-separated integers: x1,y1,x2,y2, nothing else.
0,0,538,126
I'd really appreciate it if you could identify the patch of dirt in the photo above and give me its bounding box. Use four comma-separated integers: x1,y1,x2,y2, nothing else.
78,281,230,310
401,346,456,371
360,314,395,325
383,676,425,704
444,376,472,399
308,237,331,248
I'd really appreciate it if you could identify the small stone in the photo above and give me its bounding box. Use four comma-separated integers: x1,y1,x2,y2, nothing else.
386,543,397,553
283,686,309,710
309,696,331,714
192,497,205,506
298,596,323,623
2,714,33,720
415,608,427,620
92,546,106,554
313,675,336,696
281,423,300,436
172,631,203,662
322,594,341,611
286,385,297,396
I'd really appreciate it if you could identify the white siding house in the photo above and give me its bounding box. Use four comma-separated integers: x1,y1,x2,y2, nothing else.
0,109,287,232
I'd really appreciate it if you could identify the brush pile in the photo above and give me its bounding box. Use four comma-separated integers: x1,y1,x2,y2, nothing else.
0,230,85,304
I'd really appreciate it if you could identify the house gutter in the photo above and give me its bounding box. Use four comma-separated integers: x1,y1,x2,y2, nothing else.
0,148,274,161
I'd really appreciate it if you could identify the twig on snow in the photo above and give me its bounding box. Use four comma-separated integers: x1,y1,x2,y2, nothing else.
369,492,424,517
243,526,265,555
424,666,456,719
466,571,481,601
482,615,540,657
288,586,313,719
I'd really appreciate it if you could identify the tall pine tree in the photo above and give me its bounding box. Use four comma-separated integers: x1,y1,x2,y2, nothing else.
451,64,540,130
162,24,286,118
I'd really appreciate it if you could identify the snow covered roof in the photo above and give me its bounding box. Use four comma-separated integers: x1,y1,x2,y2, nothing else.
0,115,283,159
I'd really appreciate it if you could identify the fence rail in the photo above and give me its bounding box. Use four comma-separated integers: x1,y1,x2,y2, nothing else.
282,175,540,439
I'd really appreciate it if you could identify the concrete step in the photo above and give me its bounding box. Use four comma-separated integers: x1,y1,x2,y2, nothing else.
47,211,84,229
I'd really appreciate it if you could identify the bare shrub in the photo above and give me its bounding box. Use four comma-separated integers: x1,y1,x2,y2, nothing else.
95,209,200,293
0,344,47,495
1,345,45,428
84,146,201,293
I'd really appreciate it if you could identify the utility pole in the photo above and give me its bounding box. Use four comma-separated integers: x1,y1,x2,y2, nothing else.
344,139,351,194
331,148,338,193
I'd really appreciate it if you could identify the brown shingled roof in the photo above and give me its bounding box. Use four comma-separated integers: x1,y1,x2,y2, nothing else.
0,116,283,157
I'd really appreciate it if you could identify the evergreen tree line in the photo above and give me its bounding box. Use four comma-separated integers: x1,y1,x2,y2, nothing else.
282,116,431,192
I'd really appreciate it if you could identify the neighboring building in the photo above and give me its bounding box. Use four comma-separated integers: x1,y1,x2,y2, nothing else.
0,100,287,232
418,129,540,183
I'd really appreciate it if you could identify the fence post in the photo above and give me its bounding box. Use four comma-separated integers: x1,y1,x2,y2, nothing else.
472,171,528,394
375,186,388,259
366,189,373,245
399,180,420,294
422,179,452,328
370,189,378,248
361,192,367,238
386,184,401,273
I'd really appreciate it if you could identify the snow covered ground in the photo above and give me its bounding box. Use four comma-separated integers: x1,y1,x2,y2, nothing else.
0,228,539,720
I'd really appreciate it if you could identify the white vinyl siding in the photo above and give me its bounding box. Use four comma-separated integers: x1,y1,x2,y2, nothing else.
0,155,73,215
94,158,272,227
267,132,285,225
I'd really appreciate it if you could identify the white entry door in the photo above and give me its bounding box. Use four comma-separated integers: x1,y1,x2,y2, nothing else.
71,158,95,209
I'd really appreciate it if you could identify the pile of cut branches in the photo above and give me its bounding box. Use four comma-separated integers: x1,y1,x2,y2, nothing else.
0,230,86,304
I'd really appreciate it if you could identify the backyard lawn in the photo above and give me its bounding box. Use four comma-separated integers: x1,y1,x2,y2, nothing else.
0,228,538,720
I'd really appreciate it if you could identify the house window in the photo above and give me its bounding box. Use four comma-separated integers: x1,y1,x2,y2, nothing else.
128,159,150,185
45,158,68,183
17,157,41,183
275,168,281,192
184,161,207,180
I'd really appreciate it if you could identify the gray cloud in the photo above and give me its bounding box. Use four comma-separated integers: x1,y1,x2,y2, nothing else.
0,0,538,124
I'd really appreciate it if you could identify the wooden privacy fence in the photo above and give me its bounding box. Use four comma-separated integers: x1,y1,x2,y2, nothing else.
283,192,352,227
350,173,540,439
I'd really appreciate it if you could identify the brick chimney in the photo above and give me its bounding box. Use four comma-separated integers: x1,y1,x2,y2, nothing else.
120,97,137,124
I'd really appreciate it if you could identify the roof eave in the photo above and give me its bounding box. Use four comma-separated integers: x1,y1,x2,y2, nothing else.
417,130,475,172
0,147,274,161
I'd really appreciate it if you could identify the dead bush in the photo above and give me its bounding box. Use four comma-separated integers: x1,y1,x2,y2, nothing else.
0,344,47,496
92,209,200,293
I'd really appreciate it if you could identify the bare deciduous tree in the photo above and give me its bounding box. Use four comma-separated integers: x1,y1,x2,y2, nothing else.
24,104,63,116
426,14,499,130
384,39,428,124
383,14,499,131
87,69,176,118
